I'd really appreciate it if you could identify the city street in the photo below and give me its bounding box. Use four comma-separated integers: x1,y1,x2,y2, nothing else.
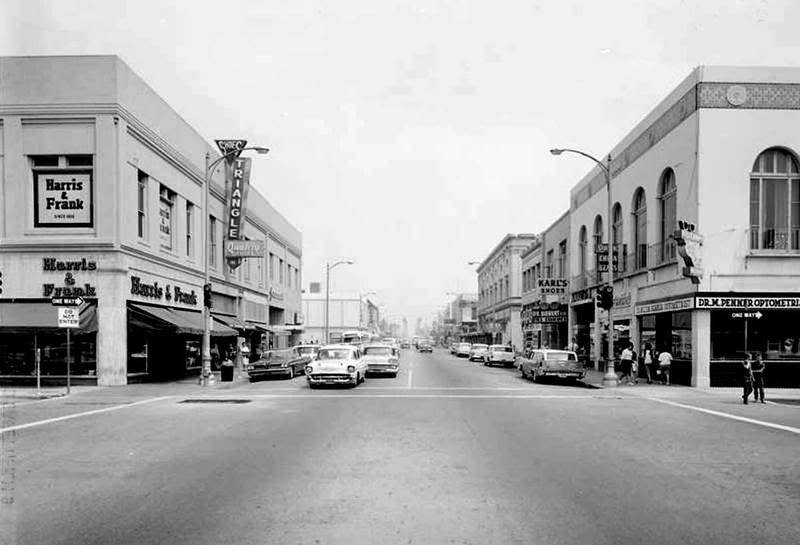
2,348,799,545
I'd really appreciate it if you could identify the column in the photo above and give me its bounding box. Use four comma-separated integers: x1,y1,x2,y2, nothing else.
97,268,127,385
692,309,711,388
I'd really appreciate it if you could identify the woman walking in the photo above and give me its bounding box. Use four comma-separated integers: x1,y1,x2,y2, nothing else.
642,342,654,384
742,356,754,404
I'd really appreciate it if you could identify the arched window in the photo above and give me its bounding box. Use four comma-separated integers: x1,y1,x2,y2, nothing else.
612,203,624,274
593,215,603,282
578,225,588,275
750,148,800,250
659,169,677,262
632,188,647,270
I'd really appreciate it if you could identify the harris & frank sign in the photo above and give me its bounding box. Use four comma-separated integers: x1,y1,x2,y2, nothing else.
34,170,93,227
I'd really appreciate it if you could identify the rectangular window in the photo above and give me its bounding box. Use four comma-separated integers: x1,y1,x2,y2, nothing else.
546,250,554,278
269,253,275,280
558,240,567,278
279,259,284,284
792,180,800,250
763,179,789,249
257,254,264,287
158,185,176,251
137,171,147,239
32,154,94,228
209,216,217,268
294,268,299,290
185,202,194,257
244,247,251,281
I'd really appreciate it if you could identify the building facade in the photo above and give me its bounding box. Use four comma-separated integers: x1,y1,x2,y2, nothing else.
476,234,538,350
301,292,377,343
568,65,800,387
0,55,303,385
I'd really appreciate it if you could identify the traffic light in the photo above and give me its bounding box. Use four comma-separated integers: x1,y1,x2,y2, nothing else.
596,285,614,310
203,283,212,308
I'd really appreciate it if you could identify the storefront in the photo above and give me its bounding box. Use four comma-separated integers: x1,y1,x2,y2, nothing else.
634,295,694,386
569,287,597,364
521,302,568,355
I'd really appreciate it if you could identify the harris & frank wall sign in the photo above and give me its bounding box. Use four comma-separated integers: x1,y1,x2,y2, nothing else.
34,170,93,227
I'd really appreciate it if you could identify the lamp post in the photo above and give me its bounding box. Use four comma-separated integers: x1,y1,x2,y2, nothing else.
550,147,618,387
324,259,354,344
201,145,269,387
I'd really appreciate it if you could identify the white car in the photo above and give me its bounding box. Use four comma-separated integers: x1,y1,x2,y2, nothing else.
363,343,401,377
305,344,367,388
484,345,515,367
456,342,472,358
468,343,489,361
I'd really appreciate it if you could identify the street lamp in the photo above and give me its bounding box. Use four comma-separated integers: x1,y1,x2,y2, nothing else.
550,147,617,387
325,259,354,343
201,145,269,387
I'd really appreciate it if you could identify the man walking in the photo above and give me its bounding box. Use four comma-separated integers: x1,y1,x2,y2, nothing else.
751,352,766,403
657,346,673,385
742,355,754,404
619,342,634,385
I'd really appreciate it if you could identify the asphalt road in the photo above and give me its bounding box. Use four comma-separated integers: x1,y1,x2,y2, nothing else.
2,348,799,545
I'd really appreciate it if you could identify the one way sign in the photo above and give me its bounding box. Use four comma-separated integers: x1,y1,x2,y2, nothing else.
51,296,85,307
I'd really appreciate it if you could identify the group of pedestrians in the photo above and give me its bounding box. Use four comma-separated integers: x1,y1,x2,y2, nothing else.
742,352,766,404
617,342,673,385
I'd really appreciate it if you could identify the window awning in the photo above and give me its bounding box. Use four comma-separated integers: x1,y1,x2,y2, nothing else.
128,304,237,337
0,301,98,332
213,314,258,332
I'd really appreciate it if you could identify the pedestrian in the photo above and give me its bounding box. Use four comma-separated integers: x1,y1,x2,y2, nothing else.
619,343,633,385
657,347,673,385
567,336,579,353
742,355,755,404
630,344,639,384
751,352,766,403
642,342,654,384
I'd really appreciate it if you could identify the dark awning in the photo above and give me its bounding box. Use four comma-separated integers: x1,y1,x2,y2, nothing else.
0,301,97,332
213,314,258,332
128,303,237,337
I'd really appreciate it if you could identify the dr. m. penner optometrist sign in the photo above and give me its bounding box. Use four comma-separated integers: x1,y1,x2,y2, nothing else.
34,170,93,227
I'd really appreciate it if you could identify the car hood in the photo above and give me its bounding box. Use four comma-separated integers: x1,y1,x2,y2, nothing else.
310,360,353,373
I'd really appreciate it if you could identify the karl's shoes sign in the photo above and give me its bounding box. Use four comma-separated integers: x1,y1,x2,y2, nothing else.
130,274,198,307
42,257,98,297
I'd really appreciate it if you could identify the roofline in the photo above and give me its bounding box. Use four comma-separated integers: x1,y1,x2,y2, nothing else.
476,233,540,273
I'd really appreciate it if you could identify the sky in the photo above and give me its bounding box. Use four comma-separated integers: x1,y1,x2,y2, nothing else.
2,0,799,327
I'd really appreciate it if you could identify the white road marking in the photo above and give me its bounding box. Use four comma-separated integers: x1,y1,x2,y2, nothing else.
407,371,413,389
0,396,172,435
208,394,622,400
647,397,800,436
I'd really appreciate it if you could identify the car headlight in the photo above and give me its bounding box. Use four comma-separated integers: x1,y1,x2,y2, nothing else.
305,366,313,374
347,365,356,373
281,362,288,367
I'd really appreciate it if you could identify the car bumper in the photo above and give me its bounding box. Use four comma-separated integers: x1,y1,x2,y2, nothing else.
307,373,357,385
367,365,399,373
247,367,292,377
541,370,585,378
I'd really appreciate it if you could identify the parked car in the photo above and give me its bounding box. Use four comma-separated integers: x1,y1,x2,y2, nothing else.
449,342,458,355
484,344,515,367
247,345,317,380
456,342,472,358
305,344,367,388
518,349,584,382
363,343,401,377
418,340,433,353
400,340,411,349
468,343,489,361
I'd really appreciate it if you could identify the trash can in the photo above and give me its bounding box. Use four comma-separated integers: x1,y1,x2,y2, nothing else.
220,360,234,382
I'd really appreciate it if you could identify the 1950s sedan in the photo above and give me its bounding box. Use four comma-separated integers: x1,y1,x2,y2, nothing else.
305,344,367,388
362,343,401,377
247,344,319,380
518,349,584,383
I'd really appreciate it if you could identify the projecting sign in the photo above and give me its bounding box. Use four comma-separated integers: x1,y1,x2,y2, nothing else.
225,239,266,258
537,278,569,296
57,307,80,328
34,171,93,227
225,157,251,240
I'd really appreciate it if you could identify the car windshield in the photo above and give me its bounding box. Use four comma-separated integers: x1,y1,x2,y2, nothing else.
296,346,318,355
545,351,577,361
317,349,353,360
491,346,512,352
473,344,487,349
364,347,392,356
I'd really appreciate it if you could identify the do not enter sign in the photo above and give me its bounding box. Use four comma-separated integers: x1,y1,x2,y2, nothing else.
57,307,80,328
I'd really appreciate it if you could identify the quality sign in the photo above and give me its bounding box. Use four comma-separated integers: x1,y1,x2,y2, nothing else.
225,157,251,240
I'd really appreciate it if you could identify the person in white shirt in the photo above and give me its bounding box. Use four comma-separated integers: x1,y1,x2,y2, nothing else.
619,343,634,384
657,348,673,385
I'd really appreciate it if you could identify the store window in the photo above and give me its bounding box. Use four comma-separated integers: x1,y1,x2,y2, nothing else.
632,188,647,270
659,169,677,263
711,310,800,360
31,154,94,228
750,148,800,251
640,311,692,360
137,171,147,239
159,185,176,252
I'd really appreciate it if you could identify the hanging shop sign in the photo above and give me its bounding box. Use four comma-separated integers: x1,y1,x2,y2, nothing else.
634,297,695,316
225,157,252,241
521,301,568,327
225,239,265,258
34,171,93,227
41,257,98,298
537,278,569,297
129,275,198,306
595,244,626,273
159,198,172,250
674,221,703,284
695,296,800,310
571,286,596,304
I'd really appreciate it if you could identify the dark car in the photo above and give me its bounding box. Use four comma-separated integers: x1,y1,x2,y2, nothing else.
247,345,318,380
417,340,433,353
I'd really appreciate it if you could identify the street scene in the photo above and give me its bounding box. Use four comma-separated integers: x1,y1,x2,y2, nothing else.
2,1,800,544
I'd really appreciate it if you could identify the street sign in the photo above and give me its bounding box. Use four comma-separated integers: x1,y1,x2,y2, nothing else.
57,307,80,328
51,296,85,307
731,311,763,319
215,139,247,159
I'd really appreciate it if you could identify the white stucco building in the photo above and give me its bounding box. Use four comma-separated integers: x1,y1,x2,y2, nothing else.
568,65,800,387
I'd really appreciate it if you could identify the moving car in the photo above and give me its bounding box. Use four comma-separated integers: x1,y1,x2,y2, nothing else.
456,342,472,358
518,349,584,382
247,344,319,380
363,343,401,377
305,344,367,388
417,339,434,353
468,343,489,361
484,344,515,367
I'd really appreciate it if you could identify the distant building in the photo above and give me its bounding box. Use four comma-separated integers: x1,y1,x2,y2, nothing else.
302,289,378,343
